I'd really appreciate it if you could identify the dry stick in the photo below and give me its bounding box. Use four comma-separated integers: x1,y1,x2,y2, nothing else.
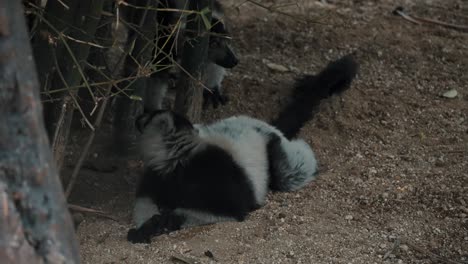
393,7,468,31
245,0,327,25
50,94,73,171
68,204,118,222
61,33,106,49
56,0,70,10
41,74,137,95
118,0,198,15
411,15,468,31
393,8,422,25
51,95,72,152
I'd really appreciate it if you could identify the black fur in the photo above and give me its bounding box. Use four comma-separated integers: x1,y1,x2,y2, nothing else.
136,110,194,133
271,55,358,139
128,210,186,243
266,133,287,191
136,143,258,221
209,17,239,68
203,86,229,109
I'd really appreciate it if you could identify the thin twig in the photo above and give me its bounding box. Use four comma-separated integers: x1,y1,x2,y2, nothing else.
68,204,119,222
412,15,468,31
40,75,136,95
51,95,72,151
393,6,468,31
61,33,106,48
245,0,326,25
52,51,95,131
117,0,199,15
56,0,70,10
393,7,422,25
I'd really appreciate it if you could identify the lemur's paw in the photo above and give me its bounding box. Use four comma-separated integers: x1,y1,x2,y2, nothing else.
127,228,151,244
203,88,228,109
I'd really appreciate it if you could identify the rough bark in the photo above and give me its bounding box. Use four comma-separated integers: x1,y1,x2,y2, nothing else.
32,0,105,171
174,0,212,122
0,0,80,263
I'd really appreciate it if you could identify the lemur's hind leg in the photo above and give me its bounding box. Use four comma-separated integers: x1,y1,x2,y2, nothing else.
127,209,186,244
128,206,239,244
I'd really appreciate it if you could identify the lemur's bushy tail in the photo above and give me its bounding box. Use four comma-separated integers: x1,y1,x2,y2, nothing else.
271,55,358,139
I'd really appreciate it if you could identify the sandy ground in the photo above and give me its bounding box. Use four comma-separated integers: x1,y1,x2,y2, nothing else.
65,0,467,263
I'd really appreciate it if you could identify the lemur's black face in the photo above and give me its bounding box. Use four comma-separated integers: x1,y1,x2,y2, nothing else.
136,110,194,135
208,17,239,69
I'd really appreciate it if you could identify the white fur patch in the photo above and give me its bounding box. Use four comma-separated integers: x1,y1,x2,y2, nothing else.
203,62,226,91
140,132,168,171
133,197,160,228
228,132,269,205
279,139,318,191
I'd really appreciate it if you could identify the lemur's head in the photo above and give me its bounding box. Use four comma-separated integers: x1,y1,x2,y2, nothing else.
136,110,197,171
136,110,194,137
208,16,239,69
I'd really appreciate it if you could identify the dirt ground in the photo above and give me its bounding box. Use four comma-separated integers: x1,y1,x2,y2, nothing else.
66,0,467,263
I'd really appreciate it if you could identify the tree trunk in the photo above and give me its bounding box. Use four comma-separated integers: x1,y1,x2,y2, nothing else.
0,0,80,263
32,0,105,171
174,0,212,122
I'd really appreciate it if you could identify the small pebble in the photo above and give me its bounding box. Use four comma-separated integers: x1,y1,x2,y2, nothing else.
442,89,458,98
400,244,409,251
204,250,214,259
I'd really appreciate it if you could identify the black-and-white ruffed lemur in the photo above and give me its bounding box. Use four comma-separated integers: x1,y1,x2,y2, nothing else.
126,55,359,243
145,0,238,112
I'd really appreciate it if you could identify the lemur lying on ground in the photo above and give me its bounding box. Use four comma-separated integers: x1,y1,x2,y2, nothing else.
127,55,358,243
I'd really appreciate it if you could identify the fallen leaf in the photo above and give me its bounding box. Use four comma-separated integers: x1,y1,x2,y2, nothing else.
442,89,458,99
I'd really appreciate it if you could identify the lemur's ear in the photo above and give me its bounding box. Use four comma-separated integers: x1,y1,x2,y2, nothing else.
136,113,152,133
